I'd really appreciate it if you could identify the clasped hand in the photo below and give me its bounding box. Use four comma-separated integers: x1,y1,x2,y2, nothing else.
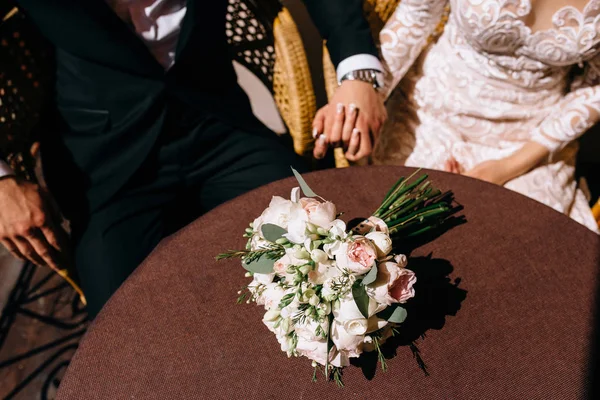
0,176,71,271
312,80,387,161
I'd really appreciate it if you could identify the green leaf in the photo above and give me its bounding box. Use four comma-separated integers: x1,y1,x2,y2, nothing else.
377,305,408,324
352,284,370,319
361,265,378,286
291,167,318,197
242,255,275,274
261,223,287,242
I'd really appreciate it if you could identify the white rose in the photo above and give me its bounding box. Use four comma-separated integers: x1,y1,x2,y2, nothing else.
295,337,333,366
333,292,367,324
283,204,309,244
262,283,287,310
307,259,336,285
366,231,393,259
258,196,294,231
331,320,365,354
294,319,329,341
276,333,293,355
253,272,275,285
328,219,348,240
330,350,351,368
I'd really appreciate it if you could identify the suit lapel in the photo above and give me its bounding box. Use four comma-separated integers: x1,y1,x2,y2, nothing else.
175,0,196,62
78,0,163,77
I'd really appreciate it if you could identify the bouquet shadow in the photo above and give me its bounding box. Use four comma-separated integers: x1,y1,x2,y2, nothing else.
350,255,467,379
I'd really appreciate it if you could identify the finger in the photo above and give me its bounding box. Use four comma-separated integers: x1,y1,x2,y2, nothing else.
454,159,465,174
444,160,453,172
323,105,335,143
341,103,358,150
40,224,72,267
0,238,26,261
328,103,345,148
13,236,46,266
353,118,373,160
345,128,361,161
28,229,62,271
312,107,327,139
313,134,328,160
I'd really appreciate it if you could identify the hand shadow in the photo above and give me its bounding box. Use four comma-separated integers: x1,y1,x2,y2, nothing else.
350,255,467,380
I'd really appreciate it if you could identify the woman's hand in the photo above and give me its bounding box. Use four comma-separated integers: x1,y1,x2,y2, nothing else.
463,159,516,185
445,141,551,185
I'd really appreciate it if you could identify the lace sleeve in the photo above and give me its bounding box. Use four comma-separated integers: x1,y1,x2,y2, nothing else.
379,0,448,98
530,56,600,154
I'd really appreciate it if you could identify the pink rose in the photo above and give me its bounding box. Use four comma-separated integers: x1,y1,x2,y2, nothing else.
299,198,336,229
366,261,416,305
336,237,377,274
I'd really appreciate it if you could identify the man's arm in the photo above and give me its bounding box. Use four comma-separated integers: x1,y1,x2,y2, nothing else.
302,0,387,162
302,0,381,74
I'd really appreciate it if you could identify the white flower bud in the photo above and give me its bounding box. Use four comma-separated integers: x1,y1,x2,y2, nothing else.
294,248,311,260
299,265,311,275
309,294,320,306
310,249,328,264
301,289,316,303
263,309,280,322
319,301,331,315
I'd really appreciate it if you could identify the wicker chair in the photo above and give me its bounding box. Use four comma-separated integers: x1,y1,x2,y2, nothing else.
225,0,316,159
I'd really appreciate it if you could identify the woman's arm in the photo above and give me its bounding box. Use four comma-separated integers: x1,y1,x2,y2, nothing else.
463,57,600,185
380,0,448,99
530,56,600,156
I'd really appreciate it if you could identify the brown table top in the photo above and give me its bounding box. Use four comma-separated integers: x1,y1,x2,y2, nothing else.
57,166,599,399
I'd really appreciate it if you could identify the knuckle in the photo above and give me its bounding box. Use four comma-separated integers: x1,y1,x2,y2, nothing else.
15,224,34,237
32,214,48,227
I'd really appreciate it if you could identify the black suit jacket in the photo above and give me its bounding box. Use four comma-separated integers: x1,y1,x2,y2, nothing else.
14,0,377,215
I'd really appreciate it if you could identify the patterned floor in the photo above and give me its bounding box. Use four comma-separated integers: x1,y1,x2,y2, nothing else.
0,253,87,400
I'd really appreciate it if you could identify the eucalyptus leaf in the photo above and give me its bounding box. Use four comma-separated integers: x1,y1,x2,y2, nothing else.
242,255,275,274
291,167,318,198
377,305,408,324
361,265,378,286
352,284,370,319
261,223,287,242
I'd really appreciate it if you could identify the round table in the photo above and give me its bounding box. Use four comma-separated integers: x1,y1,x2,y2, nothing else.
57,167,599,399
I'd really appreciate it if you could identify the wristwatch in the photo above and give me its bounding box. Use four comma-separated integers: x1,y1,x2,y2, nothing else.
339,69,383,90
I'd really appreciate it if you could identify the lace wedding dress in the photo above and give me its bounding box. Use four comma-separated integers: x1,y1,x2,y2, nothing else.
374,0,600,232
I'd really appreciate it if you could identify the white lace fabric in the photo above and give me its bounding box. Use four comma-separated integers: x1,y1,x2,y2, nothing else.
375,0,600,232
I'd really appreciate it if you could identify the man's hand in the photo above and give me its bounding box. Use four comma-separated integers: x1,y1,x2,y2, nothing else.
0,176,69,271
313,80,387,162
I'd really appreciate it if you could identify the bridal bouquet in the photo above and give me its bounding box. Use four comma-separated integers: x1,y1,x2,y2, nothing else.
217,169,451,385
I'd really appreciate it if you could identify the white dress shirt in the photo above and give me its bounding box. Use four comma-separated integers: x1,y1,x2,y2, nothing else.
0,0,382,177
